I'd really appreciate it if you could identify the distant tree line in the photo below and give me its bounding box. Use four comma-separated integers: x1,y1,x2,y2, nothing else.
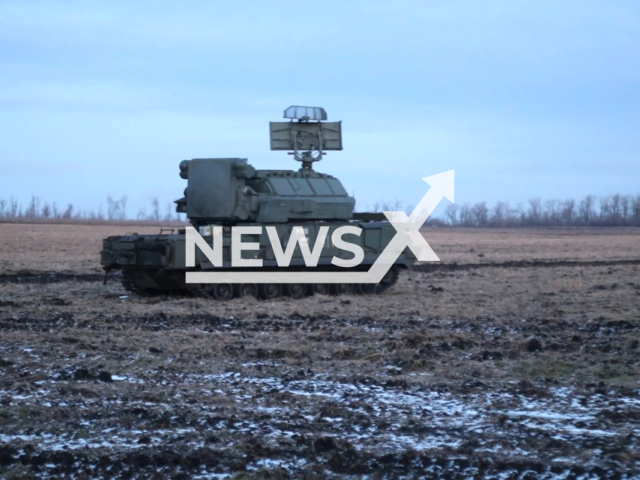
443,194,640,227
0,195,184,222
4,193,639,227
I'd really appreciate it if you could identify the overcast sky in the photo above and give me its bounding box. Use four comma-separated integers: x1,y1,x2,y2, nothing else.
1,0,638,218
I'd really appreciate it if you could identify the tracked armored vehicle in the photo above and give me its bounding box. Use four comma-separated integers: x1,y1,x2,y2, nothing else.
101,106,416,299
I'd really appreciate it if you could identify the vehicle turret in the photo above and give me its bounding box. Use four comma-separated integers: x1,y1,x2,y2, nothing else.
175,106,351,226
175,158,355,226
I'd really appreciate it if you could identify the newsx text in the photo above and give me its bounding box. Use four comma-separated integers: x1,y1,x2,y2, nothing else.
185,226,364,268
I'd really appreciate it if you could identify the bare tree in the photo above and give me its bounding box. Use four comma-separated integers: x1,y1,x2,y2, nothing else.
25,196,40,218
611,194,622,225
96,203,105,220
528,198,542,225
379,199,403,212
107,196,117,221
633,195,640,226
620,195,631,223
513,202,526,224
41,202,51,218
458,203,472,226
150,197,160,221
120,196,128,220
445,204,458,225
544,199,559,225
579,195,595,225
10,198,20,217
560,199,575,225
471,202,489,227
63,204,73,219
491,201,509,227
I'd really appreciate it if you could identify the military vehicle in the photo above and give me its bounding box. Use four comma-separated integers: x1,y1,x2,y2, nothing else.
101,106,417,299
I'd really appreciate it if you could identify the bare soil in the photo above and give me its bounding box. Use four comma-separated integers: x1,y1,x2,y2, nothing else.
0,225,639,478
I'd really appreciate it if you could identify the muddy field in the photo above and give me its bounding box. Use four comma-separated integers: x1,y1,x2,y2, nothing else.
0,224,639,478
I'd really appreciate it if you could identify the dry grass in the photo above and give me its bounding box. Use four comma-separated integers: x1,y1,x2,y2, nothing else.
0,224,164,274
424,226,640,263
1,224,639,275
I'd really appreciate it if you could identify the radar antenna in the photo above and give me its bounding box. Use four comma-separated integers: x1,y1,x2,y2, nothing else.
269,106,342,171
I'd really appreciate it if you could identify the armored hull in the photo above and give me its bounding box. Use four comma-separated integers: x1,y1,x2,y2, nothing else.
102,219,414,299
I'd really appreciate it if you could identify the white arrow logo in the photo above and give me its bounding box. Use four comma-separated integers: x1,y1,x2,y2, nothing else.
186,170,454,284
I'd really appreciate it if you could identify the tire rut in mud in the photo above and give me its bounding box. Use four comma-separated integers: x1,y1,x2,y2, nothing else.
0,271,104,285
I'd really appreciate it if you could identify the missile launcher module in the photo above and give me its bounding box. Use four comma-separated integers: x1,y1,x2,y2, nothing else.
101,107,416,299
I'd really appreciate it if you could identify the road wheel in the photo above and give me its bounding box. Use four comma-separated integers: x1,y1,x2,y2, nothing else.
260,283,282,300
237,283,258,298
332,283,352,296
213,283,234,301
313,284,330,295
381,267,398,285
286,283,307,299
357,283,377,295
